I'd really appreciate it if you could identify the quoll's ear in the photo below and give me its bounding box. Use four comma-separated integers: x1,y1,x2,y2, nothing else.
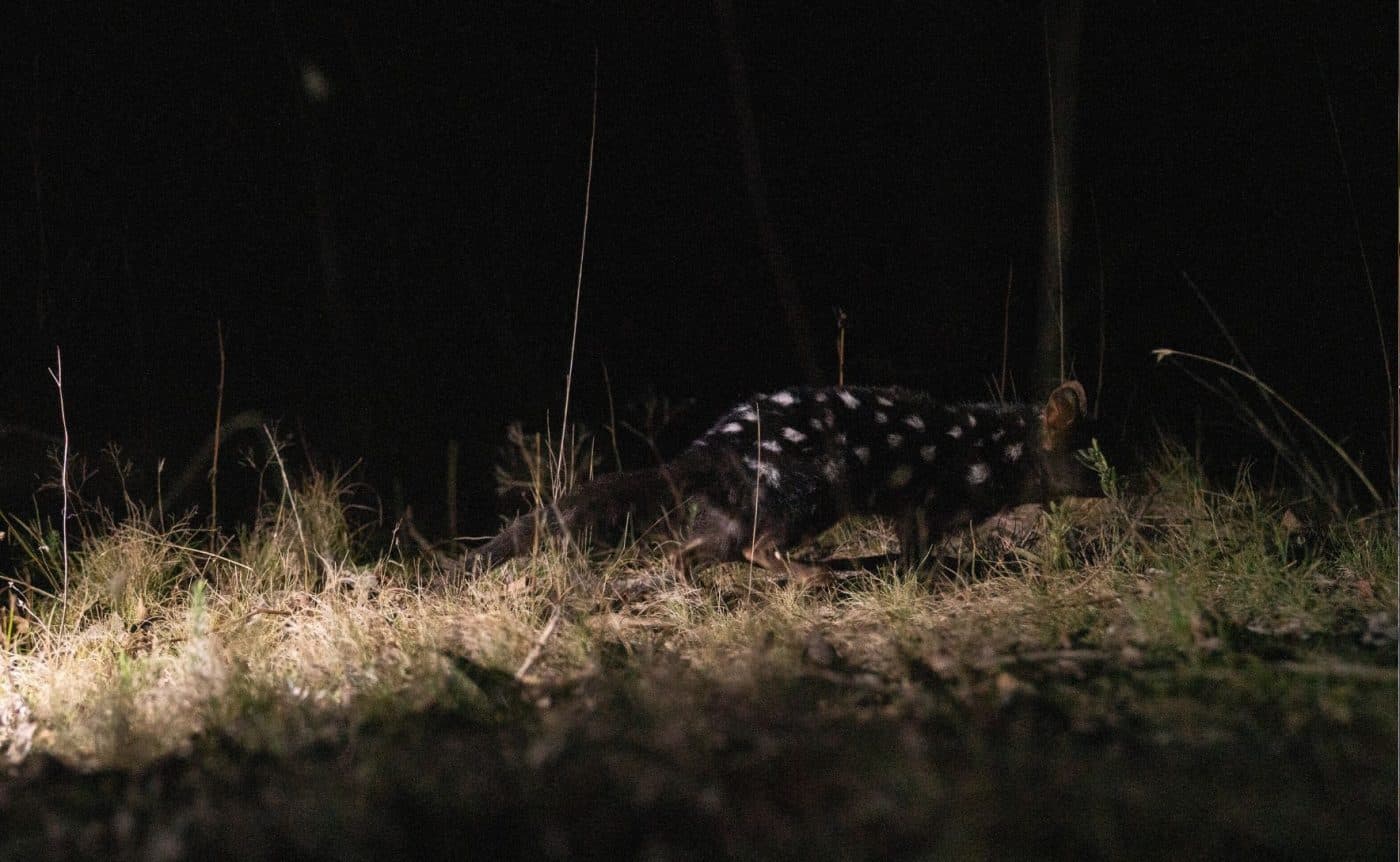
1042,380,1088,448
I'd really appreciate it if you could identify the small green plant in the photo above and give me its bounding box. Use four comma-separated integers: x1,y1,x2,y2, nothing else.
1077,438,1119,499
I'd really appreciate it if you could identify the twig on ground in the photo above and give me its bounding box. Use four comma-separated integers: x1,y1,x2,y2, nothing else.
515,605,562,680
992,648,1111,665
400,507,451,567
1277,661,1396,683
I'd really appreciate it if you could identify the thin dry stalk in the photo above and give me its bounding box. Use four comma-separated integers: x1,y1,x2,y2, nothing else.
262,426,312,577
47,347,70,611
1153,349,1382,505
748,403,762,592
555,46,600,495
30,125,50,326
835,307,848,387
2,593,17,690
713,0,820,382
1091,191,1105,418
601,362,623,473
1181,272,1254,376
126,524,254,574
1000,263,1013,399
1180,271,1314,474
211,321,226,545
1314,48,1392,472
446,440,459,537
156,459,166,529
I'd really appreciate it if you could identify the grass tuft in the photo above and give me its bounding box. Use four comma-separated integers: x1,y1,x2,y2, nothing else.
0,445,1392,775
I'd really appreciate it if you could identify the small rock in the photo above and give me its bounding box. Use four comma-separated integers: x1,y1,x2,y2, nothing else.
996,671,1033,704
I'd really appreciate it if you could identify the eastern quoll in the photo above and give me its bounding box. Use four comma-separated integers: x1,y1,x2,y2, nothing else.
467,381,1102,583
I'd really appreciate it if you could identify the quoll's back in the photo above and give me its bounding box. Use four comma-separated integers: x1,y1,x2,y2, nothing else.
467,381,1101,582
669,380,1100,579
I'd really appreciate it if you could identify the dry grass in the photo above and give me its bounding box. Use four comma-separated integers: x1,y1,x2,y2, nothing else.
0,446,1393,773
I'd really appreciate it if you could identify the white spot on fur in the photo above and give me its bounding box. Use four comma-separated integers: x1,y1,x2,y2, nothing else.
1004,442,1024,462
814,392,828,403
967,463,990,485
823,410,836,428
744,456,781,486
822,459,843,482
903,415,925,431
853,446,871,463
876,395,894,407
721,422,744,434
887,464,913,489
920,444,937,462
781,427,807,443
965,414,977,427
837,390,861,410
886,433,903,448
761,439,783,454
835,433,848,446
946,426,963,439
770,391,798,407
738,408,758,422
991,428,1006,441
809,418,825,431
874,411,889,424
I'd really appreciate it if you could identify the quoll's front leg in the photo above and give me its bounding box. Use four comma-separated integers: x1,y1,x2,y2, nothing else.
898,504,976,568
897,507,933,567
667,536,714,584
742,537,833,587
666,504,747,581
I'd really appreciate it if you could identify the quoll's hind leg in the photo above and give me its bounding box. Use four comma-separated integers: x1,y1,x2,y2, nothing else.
743,537,833,586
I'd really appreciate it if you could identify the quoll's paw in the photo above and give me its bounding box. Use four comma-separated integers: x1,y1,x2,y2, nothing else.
741,542,834,588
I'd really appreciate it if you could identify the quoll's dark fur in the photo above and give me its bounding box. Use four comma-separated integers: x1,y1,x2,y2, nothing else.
468,381,1101,583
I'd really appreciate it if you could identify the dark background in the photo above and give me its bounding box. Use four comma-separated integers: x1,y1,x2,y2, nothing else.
3,2,1394,538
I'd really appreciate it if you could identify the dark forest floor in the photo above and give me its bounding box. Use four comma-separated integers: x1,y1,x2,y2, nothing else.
3,644,1394,861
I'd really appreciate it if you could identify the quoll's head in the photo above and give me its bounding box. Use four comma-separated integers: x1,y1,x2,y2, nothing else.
1036,380,1104,500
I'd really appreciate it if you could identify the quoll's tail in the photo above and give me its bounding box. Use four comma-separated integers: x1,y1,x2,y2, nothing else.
464,464,692,571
